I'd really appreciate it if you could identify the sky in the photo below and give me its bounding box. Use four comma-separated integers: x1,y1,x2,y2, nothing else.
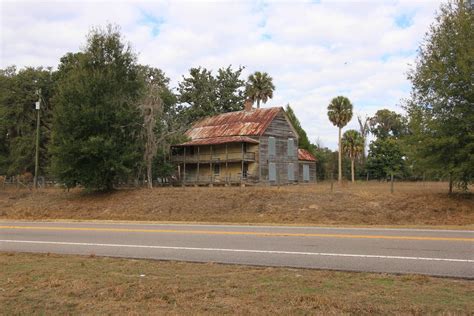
0,0,442,149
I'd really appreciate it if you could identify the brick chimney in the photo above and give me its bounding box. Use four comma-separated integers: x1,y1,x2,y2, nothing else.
244,99,253,111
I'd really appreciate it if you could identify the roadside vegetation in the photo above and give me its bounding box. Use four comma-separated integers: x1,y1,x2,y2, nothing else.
2,252,473,314
1,182,472,227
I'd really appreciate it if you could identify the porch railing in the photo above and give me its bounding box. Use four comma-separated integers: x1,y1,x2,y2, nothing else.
171,151,256,163
177,173,258,184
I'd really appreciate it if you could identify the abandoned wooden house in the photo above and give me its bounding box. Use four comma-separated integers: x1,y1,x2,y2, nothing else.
170,102,317,185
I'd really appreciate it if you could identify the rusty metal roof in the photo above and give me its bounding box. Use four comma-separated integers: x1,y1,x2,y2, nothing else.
185,107,283,140
298,149,317,162
174,136,259,147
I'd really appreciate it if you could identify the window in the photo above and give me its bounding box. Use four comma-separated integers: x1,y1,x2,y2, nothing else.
288,163,295,181
213,164,220,176
287,138,294,157
269,137,276,156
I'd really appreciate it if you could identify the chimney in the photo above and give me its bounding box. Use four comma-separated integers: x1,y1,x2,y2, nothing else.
244,99,253,111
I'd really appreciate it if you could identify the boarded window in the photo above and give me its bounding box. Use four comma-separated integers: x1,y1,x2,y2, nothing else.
287,138,294,156
269,162,276,181
269,137,276,156
288,163,295,181
213,164,220,176
303,164,310,181
242,163,248,178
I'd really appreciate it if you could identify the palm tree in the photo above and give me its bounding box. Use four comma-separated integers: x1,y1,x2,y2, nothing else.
342,130,364,183
245,71,275,108
357,115,370,163
327,96,353,182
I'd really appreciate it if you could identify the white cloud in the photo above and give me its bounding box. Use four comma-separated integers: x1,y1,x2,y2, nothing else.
0,0,442,149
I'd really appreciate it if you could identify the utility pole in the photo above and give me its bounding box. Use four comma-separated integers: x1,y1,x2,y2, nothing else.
33,88,41,189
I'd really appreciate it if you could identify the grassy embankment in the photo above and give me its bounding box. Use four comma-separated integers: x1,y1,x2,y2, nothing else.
0,182,472,227
1,252,473,314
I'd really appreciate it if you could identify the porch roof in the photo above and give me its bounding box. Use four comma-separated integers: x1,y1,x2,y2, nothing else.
173,136,259,147
298,149,317,162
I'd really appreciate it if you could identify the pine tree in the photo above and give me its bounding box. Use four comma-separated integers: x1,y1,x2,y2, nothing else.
285,104,314,154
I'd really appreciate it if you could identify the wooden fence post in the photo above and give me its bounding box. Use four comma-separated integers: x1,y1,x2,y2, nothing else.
390,173,394,194
330,172,334,193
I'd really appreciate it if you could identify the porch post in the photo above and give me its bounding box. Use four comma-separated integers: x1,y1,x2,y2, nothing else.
241,143,244,183
210,145,213,184
183,147,186,185
197,146,200,183
225,143,228,183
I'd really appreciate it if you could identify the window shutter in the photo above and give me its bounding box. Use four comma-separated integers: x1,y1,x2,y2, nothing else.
269,162,276,181
288,163,294,181
303,164,310,181
287,138,294,156
269,137,276,156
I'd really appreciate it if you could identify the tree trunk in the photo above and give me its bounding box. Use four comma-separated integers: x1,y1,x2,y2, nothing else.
338,127,342,183
257,99,260,109
351,158,355,183
146,161,153,189
361,138,366,165
448,172,453,195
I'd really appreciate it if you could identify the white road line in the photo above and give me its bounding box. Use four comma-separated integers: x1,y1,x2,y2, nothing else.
1,239,473,263
1,220,472,233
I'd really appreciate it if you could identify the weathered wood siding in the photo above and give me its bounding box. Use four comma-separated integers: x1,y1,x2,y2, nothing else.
298,161,317,182
177,142,260,183
259,111,299,183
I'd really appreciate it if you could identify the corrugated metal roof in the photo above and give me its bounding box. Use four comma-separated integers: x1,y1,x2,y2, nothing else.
174,136,259,147
298,149,317,162
185,107,282,140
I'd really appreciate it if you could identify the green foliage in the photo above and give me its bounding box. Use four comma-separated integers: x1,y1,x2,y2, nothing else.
245,71,275,108
137,65,182,141
178,67,216,122
136,65,187,185
314,146,337,180
342,130,364,160
152,151,175,179
406,1,474,190
369,109,406,139
366,138,405,179
137,65,178,112
50,25,144,191
285,104,313,154
327,96,353,129
216,66,246,113
178,65,245,122
0,66,55,176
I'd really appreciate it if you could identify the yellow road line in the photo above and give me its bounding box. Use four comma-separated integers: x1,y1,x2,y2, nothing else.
0,225,473,242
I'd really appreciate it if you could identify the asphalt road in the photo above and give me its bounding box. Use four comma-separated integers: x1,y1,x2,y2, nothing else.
1,221,473,278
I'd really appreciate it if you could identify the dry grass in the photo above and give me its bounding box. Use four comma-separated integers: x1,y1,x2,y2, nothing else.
1,252,473,315
0,182,473,227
